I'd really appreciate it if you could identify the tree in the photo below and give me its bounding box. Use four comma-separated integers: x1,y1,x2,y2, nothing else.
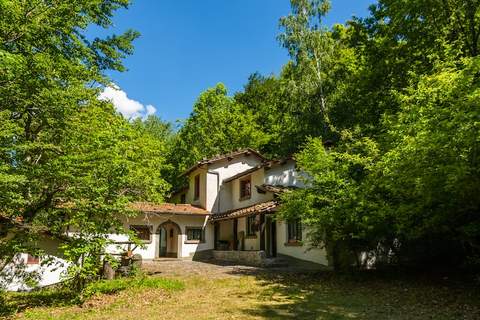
376,57,480,266
278,0,337,138
132,115,175,143
168,83,266,186
234,72,299,158
278,0,480,270
279,133,385,270
0,0,169,288
338,0,480,134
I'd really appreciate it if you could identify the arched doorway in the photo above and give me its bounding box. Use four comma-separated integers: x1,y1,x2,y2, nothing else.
157,220,182,258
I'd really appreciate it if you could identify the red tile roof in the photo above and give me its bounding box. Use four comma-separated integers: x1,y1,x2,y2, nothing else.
255,184,293,194
130,202,210,216
209,200,279,222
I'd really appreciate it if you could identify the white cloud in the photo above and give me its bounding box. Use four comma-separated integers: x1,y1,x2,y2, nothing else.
99,84,156,120
145,104,157,117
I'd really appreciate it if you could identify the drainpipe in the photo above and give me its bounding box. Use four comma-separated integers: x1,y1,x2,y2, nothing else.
207,170,220,213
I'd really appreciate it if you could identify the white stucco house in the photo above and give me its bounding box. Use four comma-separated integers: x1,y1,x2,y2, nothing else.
123,148,327,265
1,148,328,291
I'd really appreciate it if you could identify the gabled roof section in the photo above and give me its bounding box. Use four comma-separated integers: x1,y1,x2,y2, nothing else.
182,148,267,176
130,202,210,216
209,200,278,222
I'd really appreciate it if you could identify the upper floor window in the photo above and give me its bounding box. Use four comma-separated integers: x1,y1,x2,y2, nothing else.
130,225,151,242
240,176,251,200
287,219,302,243
194,175,200,200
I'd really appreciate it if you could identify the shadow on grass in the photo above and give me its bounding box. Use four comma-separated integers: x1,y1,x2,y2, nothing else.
226,269,480,320
0,288,77,318
241,272,364,319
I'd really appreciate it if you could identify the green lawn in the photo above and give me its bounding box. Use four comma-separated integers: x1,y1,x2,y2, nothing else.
2,271,479,319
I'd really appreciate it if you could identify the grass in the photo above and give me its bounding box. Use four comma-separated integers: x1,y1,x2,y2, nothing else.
0,276,184,319
1,270,480,319
82,276,184,298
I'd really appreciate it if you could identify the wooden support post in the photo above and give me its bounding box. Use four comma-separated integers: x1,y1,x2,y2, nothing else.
233,218,238,250
214,222,219,250
260,214,265,251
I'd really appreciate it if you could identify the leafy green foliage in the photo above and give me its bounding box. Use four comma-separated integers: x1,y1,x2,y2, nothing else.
280,134,384,270
277,0,480,270
281,57,480,270
168,83,267,186
376,58,480,265
0,0,169,288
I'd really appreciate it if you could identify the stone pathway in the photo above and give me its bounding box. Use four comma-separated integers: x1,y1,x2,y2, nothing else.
142,257,327,279
142,259,264,279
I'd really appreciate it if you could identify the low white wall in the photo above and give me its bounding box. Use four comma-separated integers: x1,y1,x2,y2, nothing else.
1,254,70,292
1,236,70,292
276,220,328,266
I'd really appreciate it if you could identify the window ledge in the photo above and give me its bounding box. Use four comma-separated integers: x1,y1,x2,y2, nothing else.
245,235,257,239
284,241,303,247
184,240,201,244
239,196,251,201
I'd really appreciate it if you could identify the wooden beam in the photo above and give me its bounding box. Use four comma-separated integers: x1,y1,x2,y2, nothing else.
233,218,238,250
260,214,265,251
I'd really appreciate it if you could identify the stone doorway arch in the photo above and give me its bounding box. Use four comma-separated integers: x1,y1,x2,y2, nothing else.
157,220,182,258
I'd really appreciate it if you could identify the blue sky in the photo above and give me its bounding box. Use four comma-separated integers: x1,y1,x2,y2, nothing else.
94,0,375,123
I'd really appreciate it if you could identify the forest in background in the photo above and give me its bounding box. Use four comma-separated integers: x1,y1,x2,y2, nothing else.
1,0,479,290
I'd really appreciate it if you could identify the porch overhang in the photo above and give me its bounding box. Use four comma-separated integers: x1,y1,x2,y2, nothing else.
209,200,279,222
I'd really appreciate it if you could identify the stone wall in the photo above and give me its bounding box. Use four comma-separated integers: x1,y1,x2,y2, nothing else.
212,250,266,266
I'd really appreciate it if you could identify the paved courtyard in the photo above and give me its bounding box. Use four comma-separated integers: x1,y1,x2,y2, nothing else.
142,259,272,279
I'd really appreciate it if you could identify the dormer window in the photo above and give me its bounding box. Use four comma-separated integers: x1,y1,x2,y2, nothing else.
240,176,251,200
194,175,200,200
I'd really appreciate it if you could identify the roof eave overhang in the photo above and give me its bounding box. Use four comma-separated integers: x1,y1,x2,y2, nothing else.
208,202,279,222
141,211,211,216
180,149,267,177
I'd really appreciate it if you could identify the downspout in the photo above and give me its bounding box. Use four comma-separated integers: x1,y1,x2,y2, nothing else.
207,170,220,213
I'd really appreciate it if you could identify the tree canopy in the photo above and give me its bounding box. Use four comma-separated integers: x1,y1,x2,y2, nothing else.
0,0,169,288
